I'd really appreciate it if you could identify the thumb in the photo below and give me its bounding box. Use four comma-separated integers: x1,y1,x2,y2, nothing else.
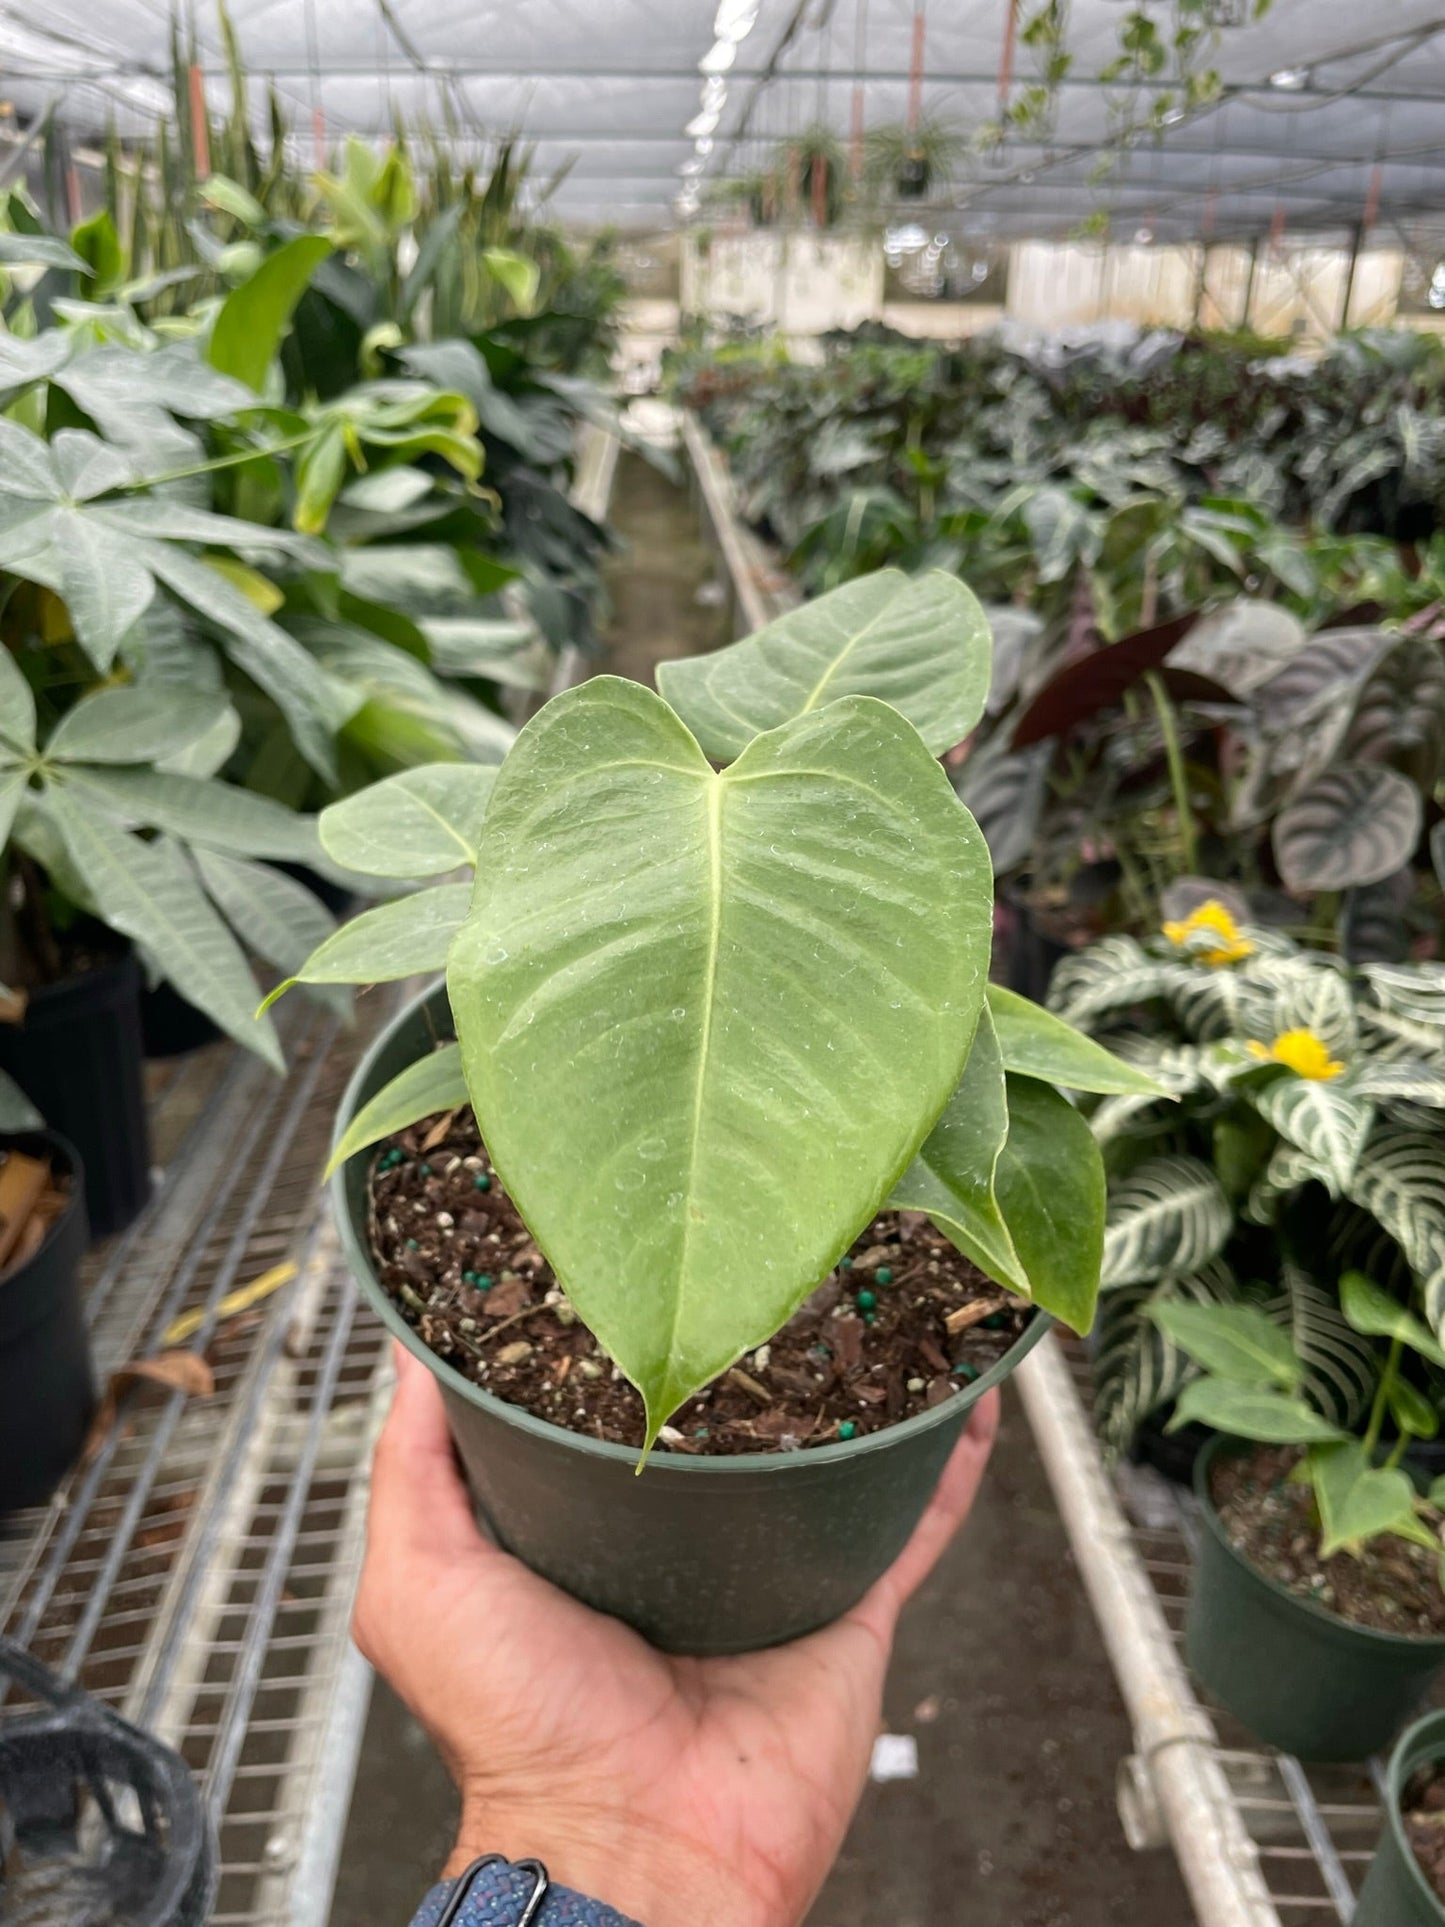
369,1342,485,1562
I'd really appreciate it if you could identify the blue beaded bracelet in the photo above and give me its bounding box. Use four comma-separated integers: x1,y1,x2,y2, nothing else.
410,1854,645,1927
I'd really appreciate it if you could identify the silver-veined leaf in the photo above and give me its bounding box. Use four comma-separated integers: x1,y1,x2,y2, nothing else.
326,1043,468,1177
1246,1072,1374,1197
1273,764,1424,893
1101,1153,1232,1288
657,569,993,762
1342,1129,1445,1344
1047,935,1164,1028
448,678,993,1448
1259,1264,1377,1428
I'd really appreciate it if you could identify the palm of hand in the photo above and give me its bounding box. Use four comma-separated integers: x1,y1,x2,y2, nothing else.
357,1348,998,1927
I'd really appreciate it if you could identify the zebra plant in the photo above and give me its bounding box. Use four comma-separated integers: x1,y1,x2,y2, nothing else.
1048,902,1445,1456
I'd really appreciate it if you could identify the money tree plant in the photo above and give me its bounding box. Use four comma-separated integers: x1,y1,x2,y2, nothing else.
275,571,1159,1449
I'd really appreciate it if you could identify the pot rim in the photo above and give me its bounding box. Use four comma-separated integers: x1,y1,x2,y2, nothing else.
1194,1431,1445,1654
332,981,1051,1477
1383,1708,1445,1919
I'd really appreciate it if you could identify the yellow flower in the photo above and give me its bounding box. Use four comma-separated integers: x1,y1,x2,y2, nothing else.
1161,900,1256,969
1247,1028,1345,1081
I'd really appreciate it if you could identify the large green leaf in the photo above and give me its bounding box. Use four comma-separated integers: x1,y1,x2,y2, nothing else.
986,984,1164,1095
990,1074,1105,1332
267,883,470,999
1147,1300,1300,1390
656,570,993,763
209,235,333,392
319,765,496,878
1273,764,1424,893
44,795,283,1070
1101,1154,1232,1288
448,678,993,1446
327,1043,468,1177
1246,1072,1375,1197
890,1005,1025,1295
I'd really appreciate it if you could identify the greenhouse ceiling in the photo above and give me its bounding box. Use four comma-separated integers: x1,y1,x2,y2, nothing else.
2,0,1444,241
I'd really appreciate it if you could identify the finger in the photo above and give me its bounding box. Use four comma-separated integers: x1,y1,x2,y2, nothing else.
369,1343,488,1563
851,1390,1000,1633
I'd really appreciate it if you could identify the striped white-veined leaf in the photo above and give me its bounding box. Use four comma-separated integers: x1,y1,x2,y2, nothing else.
1161,961,1275,1043
1089,1091,1188,1143
1351,1062,1445,1112
1047,936,1164,1029
1269,958,1358,1058
1246,1072,1375,1197
1091,1259,1240,1460
1101,1154,1232,1288
1087,1041,1228,1143
1257,1263,1377,1429
1273,764,1423,893
1245,1138,1331,1224
1361,963,1445,1036
1342,1128,1445,1343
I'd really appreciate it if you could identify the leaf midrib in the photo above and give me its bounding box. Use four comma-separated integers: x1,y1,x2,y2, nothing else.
795,581,906,718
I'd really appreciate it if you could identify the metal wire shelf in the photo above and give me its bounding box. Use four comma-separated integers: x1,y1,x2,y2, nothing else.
0,997,396,1927
1017,1333,1396,1927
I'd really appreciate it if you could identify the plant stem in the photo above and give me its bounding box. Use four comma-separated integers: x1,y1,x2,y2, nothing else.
104,427,320,494
1144,669,1199,876
1362,1335,1403,1461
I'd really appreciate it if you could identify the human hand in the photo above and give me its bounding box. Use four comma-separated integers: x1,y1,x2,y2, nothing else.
355,1344,999,1927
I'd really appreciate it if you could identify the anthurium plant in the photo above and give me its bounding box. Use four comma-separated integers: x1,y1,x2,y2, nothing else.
1154,1275,1445,1580
1049,903,1445,1454
276,571,1157,1450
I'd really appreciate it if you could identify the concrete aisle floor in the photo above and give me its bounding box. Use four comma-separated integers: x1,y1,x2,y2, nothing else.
329,451,1195,1927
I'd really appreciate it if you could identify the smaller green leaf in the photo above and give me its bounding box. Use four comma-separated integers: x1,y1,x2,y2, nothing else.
1147,1301,1300,1390
0,233,88,273
987,985,1166,1095
263,883,469,1006
1311,1440,1421,1558
209,236,334,392
483,247,541,312
326,1043,468,1178
1340,1269,1445,1370
1428,1474,1445,1514
1169,1380,1347,1443
991,1074,1105,1332
1387,1376,1439,1442
319,764,496,877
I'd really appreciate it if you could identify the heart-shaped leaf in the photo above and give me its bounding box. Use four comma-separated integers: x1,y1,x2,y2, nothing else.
990,1074,1105,1333
448,677,993,1446
1311,1440,1420,1557
657,569,993,763
1273,764,1424,892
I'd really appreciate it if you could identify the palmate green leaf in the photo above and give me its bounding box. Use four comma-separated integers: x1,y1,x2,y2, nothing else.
1246,1072,1375,1197
449,678,993,1449
208,235,333,392
191,849,339,997
1169,1379,1347,1444
62,767,320,861
1101,1154,1232,1289
986,984,1165,1096
319,765,496,877
326,1043,468,1178
1092,1261,1239,1459
45,685,228,765
43,794,283,1070
990,1074,1105,1333
1311,1441,1422,1558
1046,935,1165,1029
0,646,36,752
265,883,470,1005
657,569,993,763
891,1006,1024,1295
1148,1300,1300,1389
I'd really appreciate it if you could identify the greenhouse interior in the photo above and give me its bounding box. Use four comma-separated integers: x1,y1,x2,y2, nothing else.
2,1,1445,1924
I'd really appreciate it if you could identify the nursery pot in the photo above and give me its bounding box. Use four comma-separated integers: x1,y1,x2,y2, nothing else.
0,1131,95,1515
141,978,223,1060
1186,1435,1445,1762
1353,1709,1445,1926
333,984,1048,1656
0,949,151,1238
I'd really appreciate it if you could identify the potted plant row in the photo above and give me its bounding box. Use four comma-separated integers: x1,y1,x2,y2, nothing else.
1357,1709,1445,1924
270,569,1159,1652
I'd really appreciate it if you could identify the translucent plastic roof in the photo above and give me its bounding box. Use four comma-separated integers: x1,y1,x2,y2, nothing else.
2,0,1444,238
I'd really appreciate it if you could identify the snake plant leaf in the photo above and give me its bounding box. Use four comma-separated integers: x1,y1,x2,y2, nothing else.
991,1074,1105,1333
1101,1154,1232,1289
1246,1072,1374,1197
208,234,333,392
63,767,321,861
449,678,992,1448
1168,1380,1346,1445
1273,764,1423,893
657,569,993,763
890,1005,1025,1296
45,685,228,765
263,883,470,1009
318,765,496,877
326,1043,468,1178
1146,1300,1300,1390
986,984,1165,1095
44,793,284,1070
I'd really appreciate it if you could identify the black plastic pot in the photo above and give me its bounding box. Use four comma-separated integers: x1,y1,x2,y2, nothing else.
1128,1408,1213,1485
333,984,1048,1655
0,1638,216,1925
1186,1435,1445,1761
0,950,152,1238
0,1131,94,1516
1354,1709,1445,1925
140,979,222,1060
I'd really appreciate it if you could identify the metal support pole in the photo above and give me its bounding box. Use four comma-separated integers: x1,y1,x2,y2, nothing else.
1240,238,1260,331
1340,222,1364,332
